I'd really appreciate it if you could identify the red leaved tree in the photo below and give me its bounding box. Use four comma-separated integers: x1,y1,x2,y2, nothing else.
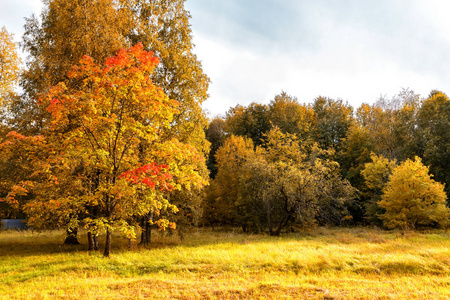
23,43,206,257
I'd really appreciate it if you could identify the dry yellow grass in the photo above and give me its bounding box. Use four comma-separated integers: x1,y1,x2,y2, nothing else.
1,227,450,299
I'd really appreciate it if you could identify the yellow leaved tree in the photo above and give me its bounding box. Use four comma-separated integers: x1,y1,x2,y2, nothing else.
0,27,21,107
379,157,449,230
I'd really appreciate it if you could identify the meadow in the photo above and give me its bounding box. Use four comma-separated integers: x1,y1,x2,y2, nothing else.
1,227,450,299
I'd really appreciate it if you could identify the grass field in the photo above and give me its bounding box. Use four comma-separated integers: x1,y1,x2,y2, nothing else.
1,227,450,299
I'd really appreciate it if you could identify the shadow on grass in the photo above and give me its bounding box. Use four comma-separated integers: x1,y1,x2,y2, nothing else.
0,230,87,257
1,226,447,258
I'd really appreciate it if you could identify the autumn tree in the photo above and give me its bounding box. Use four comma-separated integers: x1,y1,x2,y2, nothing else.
259,129,355,233
14,0,210,243
31,44,205,257
390,89,421,161
14,0,130,134
268,92,314,138
338,124,375,222
415,91,450,201
208,127,356,234
0,28,25,217
311,96,353,154
225,103,271,146
0,132,48,220
17,0,210,147
205,117,226,178
124,0,210,151
124,0,211,240
361,153,396,224
0,27,21,108
340,124,374,190
379,157,449,230
0,27,21,136
204,134,260,228
352,89,421,163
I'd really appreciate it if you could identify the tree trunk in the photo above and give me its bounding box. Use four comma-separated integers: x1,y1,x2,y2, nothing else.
140,214,152,245
93,234,99,250
87,232,99,250
273,209,296,236
63,228,80,245
88,232,94,250
103,228,112,257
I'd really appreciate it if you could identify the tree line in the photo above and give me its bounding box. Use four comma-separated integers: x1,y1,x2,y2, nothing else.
204,91,450,232
1,0,449,256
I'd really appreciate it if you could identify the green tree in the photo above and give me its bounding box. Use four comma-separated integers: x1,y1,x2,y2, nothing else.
311,96,353,153
205,117,226,178
379,157,449,230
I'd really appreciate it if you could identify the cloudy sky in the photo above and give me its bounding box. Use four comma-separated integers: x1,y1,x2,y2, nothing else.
3,1,450,117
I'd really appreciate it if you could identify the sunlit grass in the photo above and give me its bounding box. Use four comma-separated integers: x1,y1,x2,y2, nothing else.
1,227,450,299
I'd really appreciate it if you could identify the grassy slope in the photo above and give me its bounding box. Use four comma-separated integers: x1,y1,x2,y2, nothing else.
1,227,450,299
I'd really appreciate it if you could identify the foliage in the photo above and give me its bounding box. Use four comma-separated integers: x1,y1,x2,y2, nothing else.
204,134,260,227
225,103,271,146
360,153,396,224
7,0,210,245
205,117,226,178
17,0,210,155
208,128,356,234
0,132,49,219
0,27,21,108
416,91,450,201
311,96,353,153
355,89,421,162
24,44,206,256
124,0,211,152
15,0,130,134
268,92,314,138
379,157,449,230
339,124,374,191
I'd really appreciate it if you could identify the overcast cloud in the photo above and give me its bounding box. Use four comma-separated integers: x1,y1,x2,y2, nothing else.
2,0,450,116
186,0,450,116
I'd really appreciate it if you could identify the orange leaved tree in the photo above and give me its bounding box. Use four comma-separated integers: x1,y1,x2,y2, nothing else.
32,43,205,257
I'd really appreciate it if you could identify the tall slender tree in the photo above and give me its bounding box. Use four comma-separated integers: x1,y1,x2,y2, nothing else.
0,27,21,108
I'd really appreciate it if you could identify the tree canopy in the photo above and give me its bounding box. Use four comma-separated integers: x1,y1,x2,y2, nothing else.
379,157,449,230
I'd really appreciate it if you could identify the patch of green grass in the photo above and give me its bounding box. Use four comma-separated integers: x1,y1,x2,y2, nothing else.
1,227,450,299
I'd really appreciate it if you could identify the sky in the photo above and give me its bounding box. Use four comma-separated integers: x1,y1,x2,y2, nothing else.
2,0,450,117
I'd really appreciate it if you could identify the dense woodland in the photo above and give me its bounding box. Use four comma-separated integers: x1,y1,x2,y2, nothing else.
204,90,450,233
1,0,450,257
